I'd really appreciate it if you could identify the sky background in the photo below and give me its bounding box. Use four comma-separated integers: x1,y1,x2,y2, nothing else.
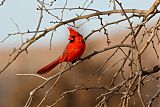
0,0,159,49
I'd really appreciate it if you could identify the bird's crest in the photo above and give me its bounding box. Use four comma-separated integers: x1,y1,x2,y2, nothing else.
68,26,79,36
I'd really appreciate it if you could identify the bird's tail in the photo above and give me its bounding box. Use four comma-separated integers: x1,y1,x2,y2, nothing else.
37,57,61,74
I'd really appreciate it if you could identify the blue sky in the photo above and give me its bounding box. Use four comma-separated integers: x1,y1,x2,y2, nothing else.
0,0,159,49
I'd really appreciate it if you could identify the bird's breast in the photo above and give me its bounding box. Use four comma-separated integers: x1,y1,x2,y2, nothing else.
66,42,85,62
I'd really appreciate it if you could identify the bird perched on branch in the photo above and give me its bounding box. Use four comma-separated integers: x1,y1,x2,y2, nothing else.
37,27,86,74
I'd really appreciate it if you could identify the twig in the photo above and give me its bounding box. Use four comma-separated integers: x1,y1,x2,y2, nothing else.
0,0,5,6
16,74,47,81
81,44,135,61
148,89,160,107
38,75,61,107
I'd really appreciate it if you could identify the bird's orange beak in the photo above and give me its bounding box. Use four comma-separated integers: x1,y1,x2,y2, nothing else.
68,36,73,40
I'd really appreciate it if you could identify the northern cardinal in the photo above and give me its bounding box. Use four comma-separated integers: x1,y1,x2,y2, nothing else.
37,27,86,74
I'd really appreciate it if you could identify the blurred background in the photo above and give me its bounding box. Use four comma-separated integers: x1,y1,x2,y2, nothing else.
0,0,160,107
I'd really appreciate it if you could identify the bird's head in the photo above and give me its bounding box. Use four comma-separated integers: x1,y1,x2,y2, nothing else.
68,27,82,42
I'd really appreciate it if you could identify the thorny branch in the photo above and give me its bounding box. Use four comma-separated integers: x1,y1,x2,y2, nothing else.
0,0,5,6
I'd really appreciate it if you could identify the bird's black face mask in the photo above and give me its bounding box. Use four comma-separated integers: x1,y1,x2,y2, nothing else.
69,36,75,43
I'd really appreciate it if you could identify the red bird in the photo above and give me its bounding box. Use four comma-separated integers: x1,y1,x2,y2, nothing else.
37,27,86,74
